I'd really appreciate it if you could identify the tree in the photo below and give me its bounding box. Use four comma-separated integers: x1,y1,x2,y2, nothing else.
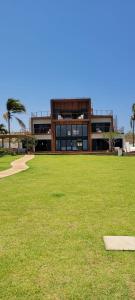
103,131,122,152
0,124,7,148
21,137,37,153
0,123,8,134
130,103,135,147
3,98,26,148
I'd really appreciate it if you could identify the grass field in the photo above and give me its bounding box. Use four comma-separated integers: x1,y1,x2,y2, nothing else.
0,155,135,299
0,155,20,171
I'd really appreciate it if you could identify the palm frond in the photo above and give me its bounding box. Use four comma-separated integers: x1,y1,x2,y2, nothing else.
15,117,26,129
7,98,26,113
3,112,9,121
0,123,8,134
132,103,135,114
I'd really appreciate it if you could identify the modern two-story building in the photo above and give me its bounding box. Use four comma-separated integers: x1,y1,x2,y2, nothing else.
31,98,123,153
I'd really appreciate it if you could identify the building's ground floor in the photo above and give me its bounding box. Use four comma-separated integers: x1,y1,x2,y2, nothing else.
35,137,123,152
32,119,124,153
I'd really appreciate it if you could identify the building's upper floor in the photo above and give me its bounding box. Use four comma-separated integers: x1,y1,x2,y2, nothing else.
51,98,92,120
30,98,119,135
31,98,113,120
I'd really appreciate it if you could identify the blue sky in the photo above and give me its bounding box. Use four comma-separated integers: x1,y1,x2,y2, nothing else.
0,0,135,131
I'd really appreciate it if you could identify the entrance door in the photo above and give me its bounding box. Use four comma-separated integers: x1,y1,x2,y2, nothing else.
35,140,51,152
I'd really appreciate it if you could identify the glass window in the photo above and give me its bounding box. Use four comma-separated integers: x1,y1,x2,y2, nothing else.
56,125,60,137
91,123,111,133
67,125,71,136
67,140,72,151
61,140,66,150
34,124,51,134
72,125,80,136
77,140,82,150
82,125,87,136
76,125,82,136
61,125,66,137
83,140,88,150
72,125,77,136
72,140,77,150
56,140,61,151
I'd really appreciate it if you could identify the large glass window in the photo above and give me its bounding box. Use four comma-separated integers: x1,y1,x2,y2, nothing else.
67,125,72,136
67,140,72,150
61,140,66,150
56,125,60,137
92,123,111,133
83,125,87,136
34,124,51,134
56,124,88,137
92,139,109,151
56,140,61,151
55,124,88,151
77,125,82,136
72,140,77,151
83,140,88,150
72,125,77,136
61,125,67,137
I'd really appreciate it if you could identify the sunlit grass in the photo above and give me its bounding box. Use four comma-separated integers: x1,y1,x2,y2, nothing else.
0,155,20,171
0,155,135,299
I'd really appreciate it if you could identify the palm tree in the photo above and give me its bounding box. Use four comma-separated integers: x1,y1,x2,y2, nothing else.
3,98,26,148
0,124,8,148
130,103,135,147
0,123,8,134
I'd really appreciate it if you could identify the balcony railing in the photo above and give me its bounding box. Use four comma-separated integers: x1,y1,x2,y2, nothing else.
53,112,90,120
31,109,113,118
31,111,51,117
93,109,113,115
34,129,51,135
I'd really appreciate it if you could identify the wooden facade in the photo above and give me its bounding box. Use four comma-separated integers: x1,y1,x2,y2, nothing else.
51,98,91,152
30,98,123,153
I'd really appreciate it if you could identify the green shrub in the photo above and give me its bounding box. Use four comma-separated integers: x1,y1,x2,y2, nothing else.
0,148,17,157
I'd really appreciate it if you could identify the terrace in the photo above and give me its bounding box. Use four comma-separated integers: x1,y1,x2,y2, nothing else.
31,109,113,119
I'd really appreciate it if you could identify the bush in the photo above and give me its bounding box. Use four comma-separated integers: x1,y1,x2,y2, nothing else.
0,148,17,157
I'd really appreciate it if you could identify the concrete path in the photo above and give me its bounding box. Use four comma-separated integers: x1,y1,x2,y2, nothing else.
103,236,135,251
0,155,34,179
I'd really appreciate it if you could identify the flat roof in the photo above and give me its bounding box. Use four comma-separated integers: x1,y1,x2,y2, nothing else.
51,98,91,102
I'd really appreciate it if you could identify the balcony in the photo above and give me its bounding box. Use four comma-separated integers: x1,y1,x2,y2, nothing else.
55,113,89,120
31,111,51,117
31,109,113,119
34,124,51,135
92,109,113,115
91,123,112,133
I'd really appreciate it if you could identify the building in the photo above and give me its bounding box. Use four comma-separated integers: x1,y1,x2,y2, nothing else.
31,98,123,153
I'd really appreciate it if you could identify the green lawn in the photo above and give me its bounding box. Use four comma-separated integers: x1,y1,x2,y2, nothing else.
0,155,20,171
0,155,135,299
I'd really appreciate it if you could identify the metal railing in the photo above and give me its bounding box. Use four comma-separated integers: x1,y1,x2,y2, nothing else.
31,109,113,118
93,109,113,115
31,111,51,117
34,129,51,135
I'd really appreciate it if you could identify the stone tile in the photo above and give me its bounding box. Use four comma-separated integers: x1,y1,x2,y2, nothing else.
103,236,135,251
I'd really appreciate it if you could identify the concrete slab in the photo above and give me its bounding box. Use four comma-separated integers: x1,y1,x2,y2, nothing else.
103,236,135,251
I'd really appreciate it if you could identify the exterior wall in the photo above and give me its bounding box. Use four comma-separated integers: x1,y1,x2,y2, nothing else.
0,138,23,149
91,117,112,123
31,117,51,134
34,134,51,140
91,133,106,139
31,118,51,125
51,99,91,152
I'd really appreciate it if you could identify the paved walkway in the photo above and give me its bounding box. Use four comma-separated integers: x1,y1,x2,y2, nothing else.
103,236,135,251
0,155,34,179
